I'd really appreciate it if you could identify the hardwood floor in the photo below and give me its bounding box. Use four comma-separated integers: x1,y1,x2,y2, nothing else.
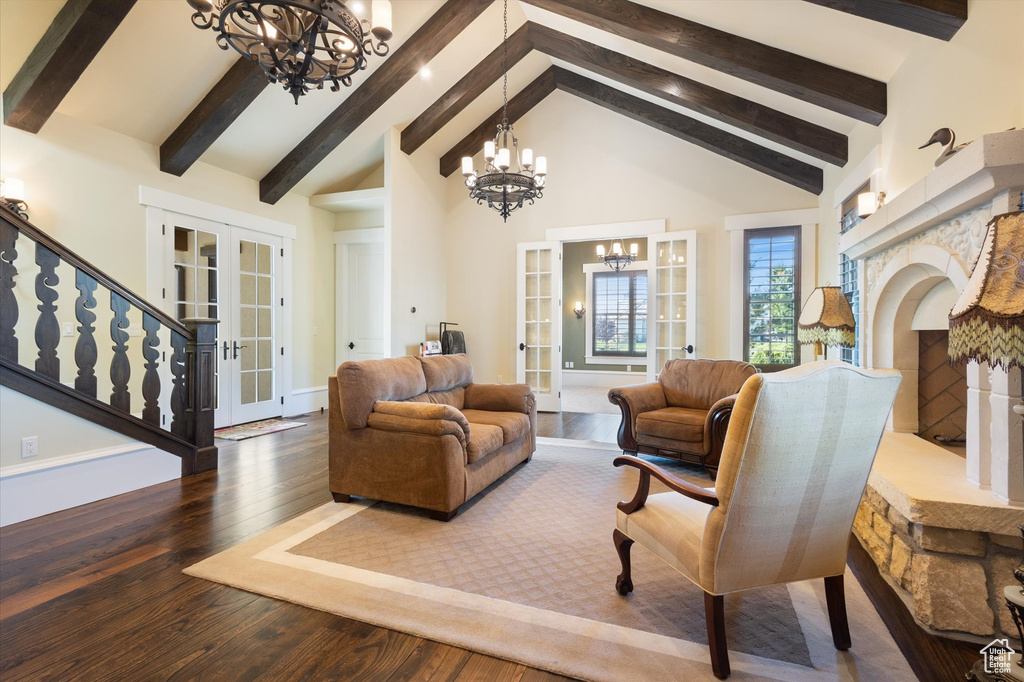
0,409,979,681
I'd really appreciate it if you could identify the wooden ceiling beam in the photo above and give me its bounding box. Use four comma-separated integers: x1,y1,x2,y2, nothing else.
520,0,887,125
3,0,138,133
802,0,967,41
259,0,493,204
401,24,532,155
439,67,558,177
529,24,848,167
554,69,823,194
159,58,268,177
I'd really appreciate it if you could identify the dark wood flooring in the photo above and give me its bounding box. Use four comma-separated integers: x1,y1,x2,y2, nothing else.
0,410,979,681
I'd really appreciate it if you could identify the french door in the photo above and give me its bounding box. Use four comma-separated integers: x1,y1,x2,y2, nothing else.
516,242,561,412
647,231,697,380
166,214,284,427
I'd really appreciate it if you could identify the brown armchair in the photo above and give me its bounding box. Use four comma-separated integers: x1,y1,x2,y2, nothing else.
608,359,756,477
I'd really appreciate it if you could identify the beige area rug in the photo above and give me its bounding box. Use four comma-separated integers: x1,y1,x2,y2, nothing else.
184,438,915,682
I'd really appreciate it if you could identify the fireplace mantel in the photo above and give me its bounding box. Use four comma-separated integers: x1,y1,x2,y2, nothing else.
840,129,1024,260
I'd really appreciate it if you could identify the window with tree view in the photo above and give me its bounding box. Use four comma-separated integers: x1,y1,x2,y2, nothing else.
592,270,647,357
744,227,800,370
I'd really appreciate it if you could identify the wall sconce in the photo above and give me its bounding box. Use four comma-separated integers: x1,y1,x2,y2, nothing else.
573,301,586,319
0,178,28,220
857,190,886,219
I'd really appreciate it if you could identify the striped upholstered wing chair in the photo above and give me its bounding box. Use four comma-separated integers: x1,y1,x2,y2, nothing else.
612,361,901,679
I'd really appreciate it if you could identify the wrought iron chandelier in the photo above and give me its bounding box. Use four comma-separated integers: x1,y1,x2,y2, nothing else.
460,0,546,221
598,239,638,272
187,0,393,104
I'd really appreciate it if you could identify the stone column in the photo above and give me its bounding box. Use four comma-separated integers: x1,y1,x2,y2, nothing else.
989,364,1023,503
967,360,992,488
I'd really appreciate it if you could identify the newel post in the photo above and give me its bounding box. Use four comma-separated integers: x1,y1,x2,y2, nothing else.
183,318,218,475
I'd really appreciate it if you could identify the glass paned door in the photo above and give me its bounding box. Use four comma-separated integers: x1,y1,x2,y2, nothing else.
231,227,283,424
648,231,697,380
516,242,561,412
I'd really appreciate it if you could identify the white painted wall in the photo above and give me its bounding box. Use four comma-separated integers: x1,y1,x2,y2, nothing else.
443,91,816,383
386,128,449,357
817,0,1024,283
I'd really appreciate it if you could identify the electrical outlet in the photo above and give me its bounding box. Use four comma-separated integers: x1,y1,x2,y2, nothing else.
21,436,38,459
313,326,319,336
564,362,570,369
626,365,632,372
497,375,503,384
63,322,74,337
127,324,142,337
569,362,574,368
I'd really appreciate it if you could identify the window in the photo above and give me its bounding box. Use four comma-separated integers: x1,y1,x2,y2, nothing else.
744,227,800,370
591,269,647,358
838,181,868,365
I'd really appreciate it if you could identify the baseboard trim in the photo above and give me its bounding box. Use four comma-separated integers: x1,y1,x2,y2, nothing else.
287,385,328,416
562,370,647,388
0,444,181,527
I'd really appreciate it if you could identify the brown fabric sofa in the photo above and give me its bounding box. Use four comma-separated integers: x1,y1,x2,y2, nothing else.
328,354,537,520
608,358,756,478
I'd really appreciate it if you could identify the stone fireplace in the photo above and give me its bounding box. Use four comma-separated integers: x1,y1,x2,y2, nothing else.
839,129,1024,644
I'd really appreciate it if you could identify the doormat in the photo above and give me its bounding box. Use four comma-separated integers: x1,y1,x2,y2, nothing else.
214,418,306,441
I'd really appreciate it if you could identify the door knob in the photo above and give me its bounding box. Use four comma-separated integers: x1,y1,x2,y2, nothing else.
348,342,355,350
222,340,229,360
233,341,246,360
683,344,694,354
519,342,527,351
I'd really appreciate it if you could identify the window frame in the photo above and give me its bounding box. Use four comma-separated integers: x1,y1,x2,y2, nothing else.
583,260,648,365
742,226,801,373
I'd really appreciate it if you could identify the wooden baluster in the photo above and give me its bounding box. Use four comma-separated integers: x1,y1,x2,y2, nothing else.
0,219,18,363
109,291,131,412
141,312,161,426
183,319,218,475
170,329,187,438
34,242,60,380
74,269,98,398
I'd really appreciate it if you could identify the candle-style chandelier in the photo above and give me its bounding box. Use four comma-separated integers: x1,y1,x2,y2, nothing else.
460,0,546,221
186,0,393,104
598,239,638,272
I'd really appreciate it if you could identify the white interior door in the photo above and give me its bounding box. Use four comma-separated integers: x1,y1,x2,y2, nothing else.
516,242,561,412
339,241,386,362
229,227,284,425
648,231,697,381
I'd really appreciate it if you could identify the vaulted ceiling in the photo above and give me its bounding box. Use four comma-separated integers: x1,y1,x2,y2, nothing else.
0,0,967,201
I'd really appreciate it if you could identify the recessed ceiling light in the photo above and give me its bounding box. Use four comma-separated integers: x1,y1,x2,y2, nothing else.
420,66,431,79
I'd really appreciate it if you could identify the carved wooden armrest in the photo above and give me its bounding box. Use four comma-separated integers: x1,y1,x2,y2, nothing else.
613,455,719,513
608,383,667,452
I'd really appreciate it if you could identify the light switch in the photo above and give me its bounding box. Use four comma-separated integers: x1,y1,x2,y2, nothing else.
63,322,74,337
127,324,142,337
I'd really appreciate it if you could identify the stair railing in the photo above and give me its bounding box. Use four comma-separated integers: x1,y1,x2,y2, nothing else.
0,204,217,475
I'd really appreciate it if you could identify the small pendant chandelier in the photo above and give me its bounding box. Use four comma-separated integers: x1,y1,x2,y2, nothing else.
460,0,546,221
598,239,638,272
186,0,393,104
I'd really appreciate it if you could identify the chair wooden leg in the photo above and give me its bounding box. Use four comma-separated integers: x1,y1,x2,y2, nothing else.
331,492,350,503
824,574,852,651
613,529,634,595
704,592,730,679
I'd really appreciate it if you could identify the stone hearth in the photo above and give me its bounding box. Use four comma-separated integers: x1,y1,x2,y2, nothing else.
840,129,1024,643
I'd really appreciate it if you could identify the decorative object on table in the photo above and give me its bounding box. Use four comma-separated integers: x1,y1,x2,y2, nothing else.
597,239,638,272
797,285,856,359
0,178,28,220
613,362,901,679
948,210,1024,394
419,340,442,357
919,127,969,168
214,418,306,441
460,0,546,221
186,0,393,104
439,321,465,355
573,301,586,319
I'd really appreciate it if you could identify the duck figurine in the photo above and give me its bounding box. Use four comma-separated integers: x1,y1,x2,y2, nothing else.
919,128,969,167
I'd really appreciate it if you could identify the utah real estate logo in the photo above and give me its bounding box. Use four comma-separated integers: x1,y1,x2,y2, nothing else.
981,638,1017,675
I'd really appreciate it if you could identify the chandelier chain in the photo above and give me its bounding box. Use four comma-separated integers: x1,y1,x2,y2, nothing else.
501,0,509,128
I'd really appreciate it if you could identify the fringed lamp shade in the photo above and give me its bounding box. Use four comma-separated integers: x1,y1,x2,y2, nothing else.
798,286,856,352
948,210,1024,370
